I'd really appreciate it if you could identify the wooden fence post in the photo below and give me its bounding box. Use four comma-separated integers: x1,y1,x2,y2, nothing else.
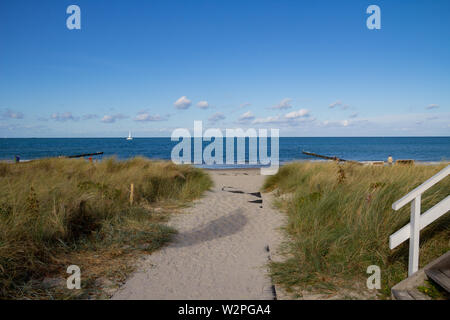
130,183,134,205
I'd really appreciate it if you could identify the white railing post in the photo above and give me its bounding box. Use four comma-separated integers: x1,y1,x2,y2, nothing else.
408,195,421,276
390,165,450,277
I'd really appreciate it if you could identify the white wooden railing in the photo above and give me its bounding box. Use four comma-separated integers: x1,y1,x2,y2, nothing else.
389,165,450,276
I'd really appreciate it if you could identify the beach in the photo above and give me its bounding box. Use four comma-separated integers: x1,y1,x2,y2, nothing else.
112,169,285,300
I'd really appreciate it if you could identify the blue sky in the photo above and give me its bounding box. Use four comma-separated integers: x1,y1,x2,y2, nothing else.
0,0,449,137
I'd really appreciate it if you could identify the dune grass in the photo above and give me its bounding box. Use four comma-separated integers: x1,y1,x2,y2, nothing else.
263,162,449,298
0,157,212,299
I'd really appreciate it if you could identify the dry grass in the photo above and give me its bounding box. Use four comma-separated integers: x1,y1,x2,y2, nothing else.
0,157,212,299
263,162,450,298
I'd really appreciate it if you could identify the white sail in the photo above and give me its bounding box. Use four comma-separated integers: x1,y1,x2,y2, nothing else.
126,131,133,140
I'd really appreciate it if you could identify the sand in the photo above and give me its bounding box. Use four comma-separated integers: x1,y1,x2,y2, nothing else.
112,169,285,300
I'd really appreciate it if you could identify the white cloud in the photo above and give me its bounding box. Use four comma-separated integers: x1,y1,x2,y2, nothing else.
101,115,115,123
271,98,292,110
51,112,77,122
133,112,166,122
2,109,24,119
426,104,439,110
322,119,350,127
208,112,226,123
174,96,192,109
252,109,313,125
349,113,358,118
197,101,209,109
238,111,255,122
101,114,128,123
252,116,282,124
329,100,342,108
284,108,310,119
329,101,354,111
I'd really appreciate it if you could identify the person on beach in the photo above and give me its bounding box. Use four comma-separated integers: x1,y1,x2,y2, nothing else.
388,155,393,165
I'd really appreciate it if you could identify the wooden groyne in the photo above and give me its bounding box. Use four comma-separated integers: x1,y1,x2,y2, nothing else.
302,150,362,165
64,152,104,159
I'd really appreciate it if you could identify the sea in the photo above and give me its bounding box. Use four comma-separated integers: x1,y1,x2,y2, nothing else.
0,137,449,168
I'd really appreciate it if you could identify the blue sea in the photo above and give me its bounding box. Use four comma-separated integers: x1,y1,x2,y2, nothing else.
0,137,449,167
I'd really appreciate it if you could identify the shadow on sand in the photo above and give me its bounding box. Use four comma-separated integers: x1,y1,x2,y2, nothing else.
172,209,247,248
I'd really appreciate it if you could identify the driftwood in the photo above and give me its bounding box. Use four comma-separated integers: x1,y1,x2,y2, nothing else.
302,150,362,165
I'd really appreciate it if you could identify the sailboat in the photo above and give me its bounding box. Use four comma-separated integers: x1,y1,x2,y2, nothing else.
126,131,133,141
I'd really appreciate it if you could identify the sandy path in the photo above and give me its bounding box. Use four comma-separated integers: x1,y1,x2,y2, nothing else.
112,169,285,300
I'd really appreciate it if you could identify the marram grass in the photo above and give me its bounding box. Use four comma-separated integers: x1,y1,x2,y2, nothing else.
263,162,450,298
0,157,212,299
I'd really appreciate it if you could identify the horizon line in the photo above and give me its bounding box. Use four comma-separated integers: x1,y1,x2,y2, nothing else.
1,136,449,139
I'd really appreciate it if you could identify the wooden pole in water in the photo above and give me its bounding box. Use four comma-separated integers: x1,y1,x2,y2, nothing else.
302,150,363,165
66,152,104,158
130,183,134,205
